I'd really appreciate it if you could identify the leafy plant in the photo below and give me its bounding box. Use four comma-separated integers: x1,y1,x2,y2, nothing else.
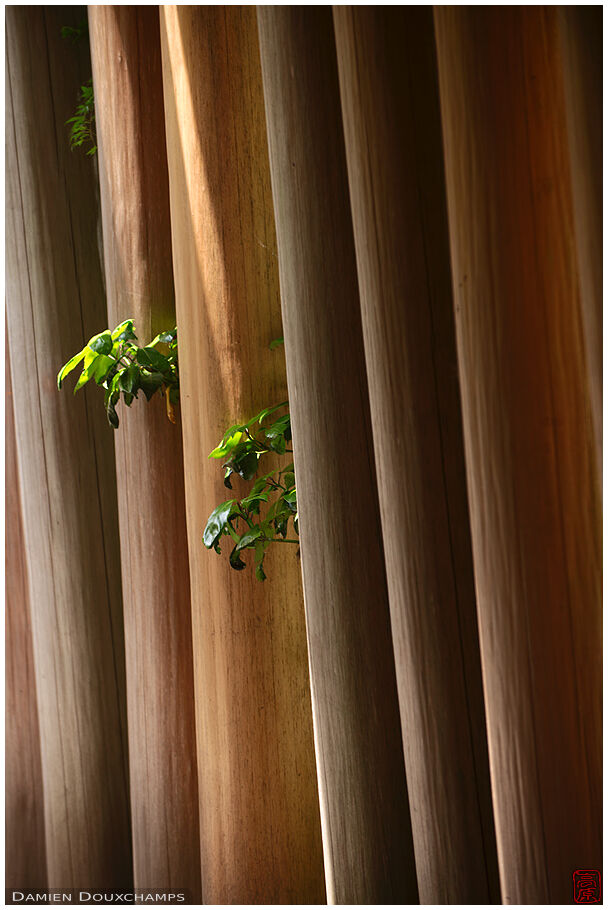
203,339,298,581
203,402,298,581
57,320,179,428
60,18,89,44
66,77,97,157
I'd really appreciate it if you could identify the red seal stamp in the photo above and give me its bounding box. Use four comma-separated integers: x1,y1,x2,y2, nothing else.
573,870,601,903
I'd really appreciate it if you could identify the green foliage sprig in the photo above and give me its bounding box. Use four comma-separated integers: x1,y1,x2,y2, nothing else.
66,77,97,157
57,320,179,428
61,18,96,157
203,339,298,581
203,402,298,581
60,19,89,44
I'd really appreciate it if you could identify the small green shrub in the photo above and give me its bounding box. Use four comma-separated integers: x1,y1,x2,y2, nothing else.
66,78,97,157
61,20,96,157
57,320,178,428
203,400,298,581
58,322,296,579
203,338,298,581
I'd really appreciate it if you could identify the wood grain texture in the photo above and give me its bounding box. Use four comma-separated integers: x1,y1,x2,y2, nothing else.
257,8,418,904
333,7,499,903
435,7,602,902
88,6,201,899
159,7,325,902
6,334,47,890
558,7,602,472
6,6,131,887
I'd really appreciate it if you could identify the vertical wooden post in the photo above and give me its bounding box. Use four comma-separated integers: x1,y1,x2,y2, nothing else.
88,6,201,899
159,7,325,903
332,8,499,903
6,6,131,887
435,7,602,902
257,8,418,903
6,334,47,891
558,7,602,469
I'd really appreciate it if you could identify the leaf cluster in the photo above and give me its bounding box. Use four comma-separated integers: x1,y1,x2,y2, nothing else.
60,19,89,44
57,320,179,428
203,401,298,580
66,78,97,157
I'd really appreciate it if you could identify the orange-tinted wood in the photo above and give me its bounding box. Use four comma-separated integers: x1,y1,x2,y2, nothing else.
89,6,201,899
435,7,602,902
160,7,325,902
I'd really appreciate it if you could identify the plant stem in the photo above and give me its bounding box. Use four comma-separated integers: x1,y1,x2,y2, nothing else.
265,537,299,544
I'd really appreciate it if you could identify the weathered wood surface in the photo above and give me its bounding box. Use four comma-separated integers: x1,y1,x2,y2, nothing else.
88,6,201,899
435,7,602,902
558,7,602,472
5,334,47,890
159,7,325,902
333,7,499,903
5,6,131,887
257,8,418,903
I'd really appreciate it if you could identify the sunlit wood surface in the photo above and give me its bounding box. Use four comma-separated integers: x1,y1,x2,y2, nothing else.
160,6,325,902
89,6,201,899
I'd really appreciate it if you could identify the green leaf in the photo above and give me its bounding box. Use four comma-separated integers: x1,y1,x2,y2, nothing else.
229,547,247,570
247,401,288,428
88,331,112,355
111,320,137,344
203,500,235,549
120,363,139,394
149,328,176,347
269,337,284,350
255,539,268,581
107,398,119,429
137,346,171,373
231,447,260,481
139,372,164,401
241,491,270,508
91,354,114,385
266,415,291,438
57,347,86,389
251,472,277,495
74,349,99,392
237,527,262,549
266,434,286,455
209,427,244,459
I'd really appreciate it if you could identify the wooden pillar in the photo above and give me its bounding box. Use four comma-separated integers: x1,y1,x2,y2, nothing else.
5,6,131,887
257,8,418,904
435,8,602,902
6,334,47,891
558,7,602,470
332,8,499,903
159,7,325,903
88,6,201,899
